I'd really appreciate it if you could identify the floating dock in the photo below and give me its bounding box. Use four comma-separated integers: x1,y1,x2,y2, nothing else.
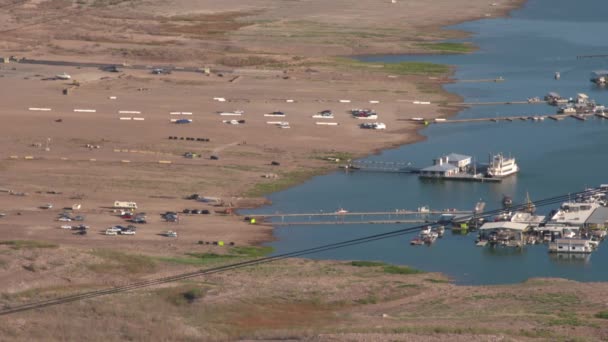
419,174,501,183
421,113,596,125
246,210,471,219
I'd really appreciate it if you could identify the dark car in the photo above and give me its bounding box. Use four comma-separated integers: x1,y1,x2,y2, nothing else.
102,65,121,73
152,68,171,75
183,209,191,214
200,209,210,215
210,155,219,160
192,209,202,214
131,217,147,224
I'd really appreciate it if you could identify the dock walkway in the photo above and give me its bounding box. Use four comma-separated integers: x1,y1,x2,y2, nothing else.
420,113,598,125
246,210,471,219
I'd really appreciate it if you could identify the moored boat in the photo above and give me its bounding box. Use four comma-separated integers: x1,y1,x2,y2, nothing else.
486,153,519,178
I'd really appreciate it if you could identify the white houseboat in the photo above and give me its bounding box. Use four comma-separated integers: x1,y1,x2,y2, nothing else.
486,153,519,178
549,238,595,254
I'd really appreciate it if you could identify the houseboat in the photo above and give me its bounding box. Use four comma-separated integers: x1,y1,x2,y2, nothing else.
549,238,595,254
486,153,519,178
590,70,608,85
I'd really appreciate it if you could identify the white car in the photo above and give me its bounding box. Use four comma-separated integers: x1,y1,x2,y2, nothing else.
163,230,177,238
104,229,118,236
120,230,136,235
58,217,72,222
60,225,72,229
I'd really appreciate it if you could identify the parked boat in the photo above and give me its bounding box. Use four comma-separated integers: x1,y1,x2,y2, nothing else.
486,153,519,178
410,237,424,246
549,238,594,254
502,195,513,208
432,226,445,238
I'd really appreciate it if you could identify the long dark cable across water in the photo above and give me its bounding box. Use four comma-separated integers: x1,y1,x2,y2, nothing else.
0,187,604,315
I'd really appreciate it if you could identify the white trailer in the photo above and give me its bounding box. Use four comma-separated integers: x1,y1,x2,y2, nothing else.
113,201,138,209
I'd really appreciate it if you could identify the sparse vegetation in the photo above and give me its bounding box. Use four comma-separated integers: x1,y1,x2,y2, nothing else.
245,169,328,197
218,55,280,67
231,246,274,258
547,311,583,326
383,265,424,275
595,311,608,319
0,240,58,250
332,57,450,76
349,261,423,275
159,247,274,266
417,42,475,53
350,260,388,267
88,249,157,274
425,278,450,283
158,285,207,306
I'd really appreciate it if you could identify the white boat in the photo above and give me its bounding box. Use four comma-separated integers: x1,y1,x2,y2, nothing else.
418,206,430,213
486,153,519,178
374,123,386,130
312,114,335,119
56,72,71,80
355,114,378,120
335,208,348,215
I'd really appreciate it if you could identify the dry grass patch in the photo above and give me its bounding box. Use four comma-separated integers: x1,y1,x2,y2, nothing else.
0,240,58,250
88,249,157,274
161,12,254,38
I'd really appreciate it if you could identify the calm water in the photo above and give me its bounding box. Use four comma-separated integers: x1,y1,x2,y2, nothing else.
246,0,608,285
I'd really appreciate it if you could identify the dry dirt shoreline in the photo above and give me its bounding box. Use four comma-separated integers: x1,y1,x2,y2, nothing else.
5,0,607,341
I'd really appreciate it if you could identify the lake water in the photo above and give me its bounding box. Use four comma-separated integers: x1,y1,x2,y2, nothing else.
246,0,608,285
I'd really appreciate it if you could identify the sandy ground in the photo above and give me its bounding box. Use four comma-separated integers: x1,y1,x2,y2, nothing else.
5,0,590,340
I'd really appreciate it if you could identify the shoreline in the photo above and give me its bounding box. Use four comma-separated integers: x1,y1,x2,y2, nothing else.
249,0,527,242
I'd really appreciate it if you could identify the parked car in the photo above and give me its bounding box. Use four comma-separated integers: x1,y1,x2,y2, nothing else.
74,215,85,221
192,209,202,214
104,229,118,236
200,209,210,215
40,203,53,209
183,209,191,214
58,217,72,222
131,217,147,224
120,230,136,235
162,230,178,238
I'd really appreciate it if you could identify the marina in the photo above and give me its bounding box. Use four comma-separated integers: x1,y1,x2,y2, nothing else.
243,0,608,286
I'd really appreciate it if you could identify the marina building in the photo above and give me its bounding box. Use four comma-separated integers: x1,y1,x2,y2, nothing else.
584,206,608,230
478,222,528,247
419,153,472,178
548,202,599,227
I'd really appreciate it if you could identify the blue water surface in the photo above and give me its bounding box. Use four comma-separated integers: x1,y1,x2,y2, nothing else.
246,0,608,285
